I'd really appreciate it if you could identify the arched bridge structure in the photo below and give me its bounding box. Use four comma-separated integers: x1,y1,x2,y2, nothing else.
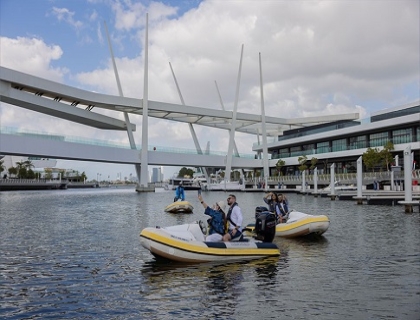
0,66,359,175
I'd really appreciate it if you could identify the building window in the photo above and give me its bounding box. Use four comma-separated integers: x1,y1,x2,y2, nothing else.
332,138,347,152
302,144,315,156
316,141,329,154
369,132,389,147
416,127,420,142
392,128,412,144
290,146,302,157
349,135,367,149
278,148,289,158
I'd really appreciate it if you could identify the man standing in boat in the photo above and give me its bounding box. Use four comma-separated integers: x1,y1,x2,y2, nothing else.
174,182,185,202
223,194,244,241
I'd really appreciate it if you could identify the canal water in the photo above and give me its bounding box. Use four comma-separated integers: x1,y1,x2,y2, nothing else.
1,188,419,319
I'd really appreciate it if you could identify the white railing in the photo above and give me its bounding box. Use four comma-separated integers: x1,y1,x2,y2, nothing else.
242,169,420,185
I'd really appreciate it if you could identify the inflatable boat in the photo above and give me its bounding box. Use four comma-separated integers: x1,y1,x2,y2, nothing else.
245,208,329,238
164,200,194,213
140,214,280,263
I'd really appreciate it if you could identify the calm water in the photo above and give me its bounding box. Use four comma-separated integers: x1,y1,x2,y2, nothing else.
1,187,419,319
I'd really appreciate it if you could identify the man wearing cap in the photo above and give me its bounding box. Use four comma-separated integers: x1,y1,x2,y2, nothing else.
223,194,243,241
198,194,226,242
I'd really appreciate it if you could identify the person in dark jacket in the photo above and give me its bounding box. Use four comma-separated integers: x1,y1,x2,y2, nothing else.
198,194,226,241
277,194,289,222
263,192,279,213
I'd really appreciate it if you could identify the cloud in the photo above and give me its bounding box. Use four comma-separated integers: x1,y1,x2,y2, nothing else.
1,0,419,179
51,7,84,30
0,37,67,81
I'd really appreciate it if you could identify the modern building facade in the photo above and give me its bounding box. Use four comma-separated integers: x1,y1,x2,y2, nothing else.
255,101,420,176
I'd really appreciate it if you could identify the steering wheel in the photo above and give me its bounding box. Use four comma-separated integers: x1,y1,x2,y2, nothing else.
198,220,207,235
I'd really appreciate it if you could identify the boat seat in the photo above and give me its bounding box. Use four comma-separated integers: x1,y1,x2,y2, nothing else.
187,223,205,242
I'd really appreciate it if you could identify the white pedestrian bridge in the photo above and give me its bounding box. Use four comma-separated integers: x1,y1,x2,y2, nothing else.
0,126,260,169
0,66,358,174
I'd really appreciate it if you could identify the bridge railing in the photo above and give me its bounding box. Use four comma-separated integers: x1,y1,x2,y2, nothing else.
243,170,420,185
0,126,256,158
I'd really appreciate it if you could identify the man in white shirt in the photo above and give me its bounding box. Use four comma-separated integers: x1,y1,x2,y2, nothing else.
223,194,244,241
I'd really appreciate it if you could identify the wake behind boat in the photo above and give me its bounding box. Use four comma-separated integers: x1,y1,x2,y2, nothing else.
140,213,280,263
245,208,329,238
164,200,194,213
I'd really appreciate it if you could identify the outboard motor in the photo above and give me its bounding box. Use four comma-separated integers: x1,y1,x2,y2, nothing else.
255,206,269,219
254,207,276,243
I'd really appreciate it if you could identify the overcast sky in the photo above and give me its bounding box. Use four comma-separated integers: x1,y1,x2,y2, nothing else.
1,0,419,181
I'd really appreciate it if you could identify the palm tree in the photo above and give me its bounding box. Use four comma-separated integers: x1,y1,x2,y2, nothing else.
23,160,34,170
15,161,25,171
15,161,26,179
298,155,308,172
276,159,285,177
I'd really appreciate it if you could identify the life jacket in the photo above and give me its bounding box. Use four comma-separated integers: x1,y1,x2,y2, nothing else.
226,202,238,231
274,201,287,215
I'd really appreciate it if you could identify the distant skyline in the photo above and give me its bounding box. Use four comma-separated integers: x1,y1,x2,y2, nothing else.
1,0,419,181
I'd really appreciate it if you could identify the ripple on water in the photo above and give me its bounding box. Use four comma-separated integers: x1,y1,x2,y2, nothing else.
1,189,419,319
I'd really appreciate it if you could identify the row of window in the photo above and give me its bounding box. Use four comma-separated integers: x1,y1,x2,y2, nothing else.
272,126,420,159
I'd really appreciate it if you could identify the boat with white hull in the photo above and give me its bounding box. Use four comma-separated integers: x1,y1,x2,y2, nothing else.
164,200,194,213
245,210,329,238
140,217,279,263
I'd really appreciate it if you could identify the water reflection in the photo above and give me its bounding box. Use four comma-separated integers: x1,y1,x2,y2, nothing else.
140,257,285,318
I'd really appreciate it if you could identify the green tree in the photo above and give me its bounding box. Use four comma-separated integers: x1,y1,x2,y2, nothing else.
363,147,382,172
276,159,285,176
8,167,17,177
380,141,394,171
27,169,36,179
298,155,308,172
15,161,25,178
178,167,194,178
18,167,27,179
80,172,87,182
310,157,318,171
23,160,34,170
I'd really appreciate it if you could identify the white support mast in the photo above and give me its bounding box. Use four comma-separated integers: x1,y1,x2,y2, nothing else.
104,21,141,182
169,62,209,181
225,44,244,184
259,52,269,190
215,81,241,157
215,80,245,180
140,13,149,187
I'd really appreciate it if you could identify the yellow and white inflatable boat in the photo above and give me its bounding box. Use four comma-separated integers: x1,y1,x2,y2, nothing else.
164,200,194,213
245,210,330,238
140,220,280,263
